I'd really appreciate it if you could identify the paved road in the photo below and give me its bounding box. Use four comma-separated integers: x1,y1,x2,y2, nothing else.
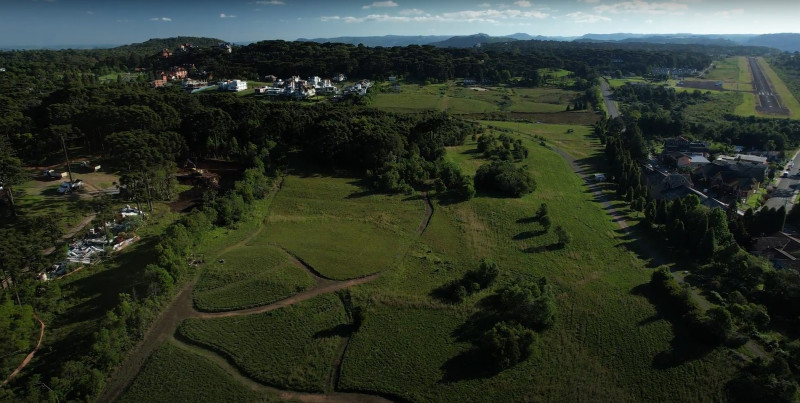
749,57,789,115
763,150,800,211
601,80,620,119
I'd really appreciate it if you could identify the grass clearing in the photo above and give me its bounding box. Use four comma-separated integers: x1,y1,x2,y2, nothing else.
372,82,579,115
252,175,421,279
120,342,275,403
194,245,315,312
178,294,347,393
337,125,735,400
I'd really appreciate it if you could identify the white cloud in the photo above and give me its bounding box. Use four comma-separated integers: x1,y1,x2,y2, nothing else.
254,0,285,4
326,7,549,24
514,1,532,7
714,8,744,17
150,17,172,22
579,0,601,3
219,13,237,18
566,11,611,23
399,8,425,15
86,10,94,15
363,1,398,9
594,0,688,15
477,2,491,7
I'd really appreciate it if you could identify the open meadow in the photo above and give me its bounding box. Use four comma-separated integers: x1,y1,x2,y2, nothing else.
336,122,736,401
252,175,422,280
178,294,348,393
193,245,316,312
371,81,579,115
119,342,277,403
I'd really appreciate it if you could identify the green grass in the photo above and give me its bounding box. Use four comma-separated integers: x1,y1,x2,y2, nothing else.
193,245,315,312
120,342,276,403
371,82,579,115
251,175,422,279
477,121,598,161
757,57,800,119
734,91,757,117
178,294,347,393
336,126,735,401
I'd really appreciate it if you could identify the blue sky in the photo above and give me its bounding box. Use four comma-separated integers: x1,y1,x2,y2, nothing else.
1,0,798,48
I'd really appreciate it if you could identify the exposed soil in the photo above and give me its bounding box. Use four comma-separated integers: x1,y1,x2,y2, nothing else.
677,80,726,91
1,314,45,387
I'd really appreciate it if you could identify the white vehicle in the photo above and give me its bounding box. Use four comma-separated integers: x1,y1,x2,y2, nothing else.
57,181,72,194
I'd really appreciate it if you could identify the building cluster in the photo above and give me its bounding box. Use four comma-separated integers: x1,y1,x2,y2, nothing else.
42,206,144,280
251,74,370,99
152,66,189,88
644,136,772,208
218,79,248,92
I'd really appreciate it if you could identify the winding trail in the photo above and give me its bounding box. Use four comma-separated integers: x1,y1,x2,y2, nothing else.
104,185,436,402
1,314,45,387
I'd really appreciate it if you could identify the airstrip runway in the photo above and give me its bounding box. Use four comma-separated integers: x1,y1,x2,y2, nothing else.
749,57,790,115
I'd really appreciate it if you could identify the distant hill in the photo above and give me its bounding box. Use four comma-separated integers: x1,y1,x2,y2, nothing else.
296,35,452,47
112,36,226,55
429,33,518,48
746,33,800,52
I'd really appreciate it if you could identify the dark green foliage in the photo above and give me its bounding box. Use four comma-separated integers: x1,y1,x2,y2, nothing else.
727,357,799,403
491,278,556,330
554,225,571,247
478,321,537,370
474,160,536,197
536,203,548,218
434,258,501,303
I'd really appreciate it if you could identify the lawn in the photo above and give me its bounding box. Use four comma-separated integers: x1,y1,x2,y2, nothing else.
757,57,800,120
371,82,579,115
120,342,277,403
336,126,736,401
251,174,422,280
193,245,315,312
178,294,348,393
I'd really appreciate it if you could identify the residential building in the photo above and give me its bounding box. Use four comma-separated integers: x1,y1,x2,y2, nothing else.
218,80,248,92
693,159,768,199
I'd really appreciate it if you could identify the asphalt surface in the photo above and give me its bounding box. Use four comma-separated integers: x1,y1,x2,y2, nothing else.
749,57,789,115
763,151,800,211
601,81,620,119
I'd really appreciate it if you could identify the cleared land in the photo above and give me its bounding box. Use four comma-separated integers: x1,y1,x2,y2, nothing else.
119,342,277,403
193,245,316,312
253,175,422,280
178,293,348,393
337,123,735,401
372,82,580,115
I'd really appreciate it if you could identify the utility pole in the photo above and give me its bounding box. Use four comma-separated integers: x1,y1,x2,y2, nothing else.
60,134,73,183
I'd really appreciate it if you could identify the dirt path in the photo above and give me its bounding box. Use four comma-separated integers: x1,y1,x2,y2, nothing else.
99,280,197,403
1,314,45,387
192,274,380,319
416,191,434,236
42,213,97,255
171,338,390,403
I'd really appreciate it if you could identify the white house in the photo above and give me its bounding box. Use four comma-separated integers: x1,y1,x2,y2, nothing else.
218,80,248,92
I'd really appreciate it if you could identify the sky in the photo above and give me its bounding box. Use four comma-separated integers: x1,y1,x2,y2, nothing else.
1,0,798,48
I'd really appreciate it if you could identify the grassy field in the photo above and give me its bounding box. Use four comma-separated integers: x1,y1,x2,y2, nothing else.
252,174,421,280
335,123,736,401
120,342,276,403
371,82,578,115
757,57,800,120
178,294,347,393
193,245,315,312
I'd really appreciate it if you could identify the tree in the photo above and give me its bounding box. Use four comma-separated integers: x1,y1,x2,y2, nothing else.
555,225,571,247
536,203,548,218
0,137,27,216
478,321,536,370
540,214,551,231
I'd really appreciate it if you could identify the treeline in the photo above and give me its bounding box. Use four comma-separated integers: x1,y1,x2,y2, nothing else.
605,129,800,397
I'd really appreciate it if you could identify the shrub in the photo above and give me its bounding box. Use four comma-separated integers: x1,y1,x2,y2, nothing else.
478,321,537,370
474,161,536,197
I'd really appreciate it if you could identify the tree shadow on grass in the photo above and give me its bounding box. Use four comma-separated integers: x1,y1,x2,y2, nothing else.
515,216,539,224
313,323,355,339
630,283,715,369
524,243,564,253
513,230,547,240
439,349,500,383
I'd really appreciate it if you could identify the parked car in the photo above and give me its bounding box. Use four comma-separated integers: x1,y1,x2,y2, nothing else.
57,181,72,194
41,169,65,180
71,179,83,190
